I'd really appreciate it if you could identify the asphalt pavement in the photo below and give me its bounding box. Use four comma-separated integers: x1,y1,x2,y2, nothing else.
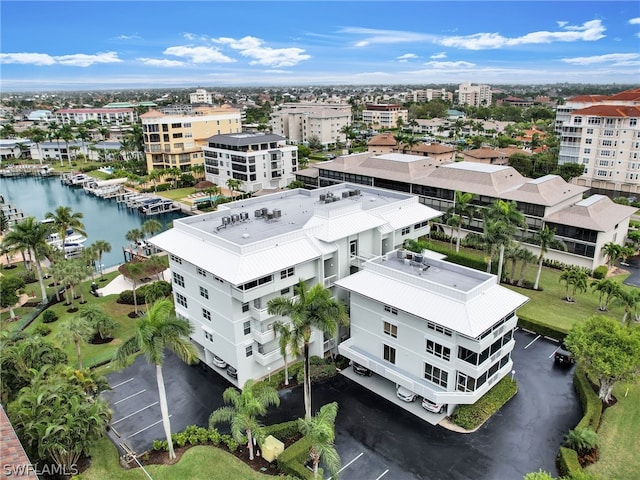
101,329,580,479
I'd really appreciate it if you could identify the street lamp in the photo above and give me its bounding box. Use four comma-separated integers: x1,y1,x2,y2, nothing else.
268,367,271,382
511,369,516,382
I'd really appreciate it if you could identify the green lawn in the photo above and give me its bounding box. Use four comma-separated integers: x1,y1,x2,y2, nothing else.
75,437,277,480
585,380,640,480
156,187,197,202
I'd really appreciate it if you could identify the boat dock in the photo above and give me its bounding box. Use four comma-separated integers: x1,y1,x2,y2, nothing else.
0,201,26,227
84,178,127,199
115,191,181,216
0,164,56,177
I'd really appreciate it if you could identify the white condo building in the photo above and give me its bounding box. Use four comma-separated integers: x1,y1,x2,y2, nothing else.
202,133,298,192
54,108,138,126
149,183,530,416
149,184,443,389
189,89,215,105
269,103,352,147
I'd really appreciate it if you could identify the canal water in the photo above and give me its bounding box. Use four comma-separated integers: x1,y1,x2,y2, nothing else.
1,176,187,268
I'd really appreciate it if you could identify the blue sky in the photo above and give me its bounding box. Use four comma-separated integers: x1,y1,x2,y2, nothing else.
1,1,639,91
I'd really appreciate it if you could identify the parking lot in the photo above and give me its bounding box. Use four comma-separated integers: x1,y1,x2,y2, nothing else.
102,328,580,478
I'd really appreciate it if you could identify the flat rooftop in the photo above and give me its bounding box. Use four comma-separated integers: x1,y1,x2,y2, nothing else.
176,184,416,246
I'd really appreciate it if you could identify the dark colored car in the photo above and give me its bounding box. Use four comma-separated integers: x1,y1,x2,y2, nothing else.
554,342,575,365
226,365,238,378
352,362,372,376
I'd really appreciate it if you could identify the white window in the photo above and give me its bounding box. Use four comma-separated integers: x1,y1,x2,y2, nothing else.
384,305,398,315
383,344,396,364
202,308,211,321
200,286,209,299
383,321,397,338
173,272,185,288
197,267,207,277
426,339,451,361
176,293,187,308
424,363,448,387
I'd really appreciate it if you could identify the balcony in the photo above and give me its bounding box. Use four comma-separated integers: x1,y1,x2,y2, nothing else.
253,345,281,366
323,274,337,288
251,319,275,344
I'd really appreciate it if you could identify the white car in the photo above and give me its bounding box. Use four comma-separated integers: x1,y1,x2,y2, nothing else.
421,398,446,414
396,385,417,402
212,356,227,368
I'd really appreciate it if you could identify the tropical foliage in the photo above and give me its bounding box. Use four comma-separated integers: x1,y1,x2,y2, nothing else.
297,402,340,480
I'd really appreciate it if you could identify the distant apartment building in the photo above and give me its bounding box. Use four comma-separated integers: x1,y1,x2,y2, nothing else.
190,89,216,105
269,103,352,147
556,88,640,196
141,105,242,172
148,184,443,389
202,133,298,192
295,154,636,271
457,83,492,107
362,104,408,129
410,89,453,103
54,108,138,126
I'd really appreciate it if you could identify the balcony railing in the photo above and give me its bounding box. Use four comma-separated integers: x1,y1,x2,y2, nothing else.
253,346,281,366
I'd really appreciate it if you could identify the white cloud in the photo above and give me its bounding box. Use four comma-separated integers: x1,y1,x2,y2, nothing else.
55,52,122,67
557,21,568,28
138,58,186,67
397,53,418,62
117,35,140,40
0,53,56,65
439,19,605,50
213,36,310,67
163,46,235,64
423,60,475,69
340,27,435,47
430,52,447,59
629,17,640,24
561,53,640,66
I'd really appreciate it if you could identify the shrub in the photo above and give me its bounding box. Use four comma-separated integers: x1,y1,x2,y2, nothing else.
450,376,518,430
591,265,608,280
518,315,567,340
208,428,221,446
152,439,168,451
33,325,51,336
18,270,37,284
573,366,602,431
277,435,320,480
264,421,299,441
564,428,598,454
221,434,239,452
42,310,59,324
309,355,324,366
557,446,582,478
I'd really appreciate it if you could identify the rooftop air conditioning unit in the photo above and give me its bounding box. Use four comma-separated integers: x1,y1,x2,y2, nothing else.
255,209,263,218
222,216,230,225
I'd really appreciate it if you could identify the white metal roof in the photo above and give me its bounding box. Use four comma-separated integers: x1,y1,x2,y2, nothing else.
336,268,529,338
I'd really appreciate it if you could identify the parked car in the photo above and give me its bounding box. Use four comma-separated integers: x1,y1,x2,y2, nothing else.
212,356,227,368
396,385,417,402
226,365,238,379
554,342,575,365
421,398,446,414
352,362,372,376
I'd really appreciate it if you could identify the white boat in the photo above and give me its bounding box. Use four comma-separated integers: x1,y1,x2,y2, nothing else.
46,227,87,259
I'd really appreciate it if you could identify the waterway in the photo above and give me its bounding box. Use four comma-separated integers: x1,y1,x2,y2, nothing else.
1,176,187,268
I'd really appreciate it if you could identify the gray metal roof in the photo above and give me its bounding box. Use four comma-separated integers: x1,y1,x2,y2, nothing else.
205,132,285,146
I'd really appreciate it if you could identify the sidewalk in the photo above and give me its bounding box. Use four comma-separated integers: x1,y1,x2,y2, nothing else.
96,267,170,297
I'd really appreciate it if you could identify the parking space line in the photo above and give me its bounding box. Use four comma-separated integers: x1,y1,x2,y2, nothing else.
374,469,389,480
549,346,560,358
524,335,541,349
130,416,171,438
114,389,146,405
111,378,135,389
326,452,363,479
112,402,159,425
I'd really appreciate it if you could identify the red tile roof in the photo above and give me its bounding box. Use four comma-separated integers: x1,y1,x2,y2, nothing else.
572,105,640,117
0,404,38,480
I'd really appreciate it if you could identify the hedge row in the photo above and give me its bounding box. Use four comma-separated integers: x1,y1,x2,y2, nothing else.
450,376,518,430
263,420,299,440
556,447,582,478
573,366,603,431
277,435,320,480
517,315,567,341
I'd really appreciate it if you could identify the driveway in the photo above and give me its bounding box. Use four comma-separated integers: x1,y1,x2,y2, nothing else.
102,329,580,478
622,254,640,287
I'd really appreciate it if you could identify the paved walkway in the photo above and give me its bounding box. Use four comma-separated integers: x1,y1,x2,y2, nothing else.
96,267,170,297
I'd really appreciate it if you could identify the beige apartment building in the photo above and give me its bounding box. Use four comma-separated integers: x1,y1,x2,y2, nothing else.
142,105,242,172
410,88,453,103
361,104,408,129
457,83,492,107
269,103,352,147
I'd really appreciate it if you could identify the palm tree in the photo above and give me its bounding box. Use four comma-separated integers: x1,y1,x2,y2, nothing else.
92,240,111,279
273,321,293,386
58,124,75,167
516,247,537,287
114,299,197,460
226,178,242,199
191,163,205,181
119,261,145,314
29,127,47,164
529,225,565,291
616,286,640,325
125,228,145,254
559,267,588,302
77,304,116,340
142,219,163,239
601,242,623,271
75,125,91,163
590,278,621,312
55,316,94,369
267,280,348,420
297,401,341,480
1,217,51,303
446,191,476,253
484,199,527,281
209,379,280,461
44,206,87,253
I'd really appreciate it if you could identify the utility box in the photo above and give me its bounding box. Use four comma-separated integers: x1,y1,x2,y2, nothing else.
261,435,285,462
